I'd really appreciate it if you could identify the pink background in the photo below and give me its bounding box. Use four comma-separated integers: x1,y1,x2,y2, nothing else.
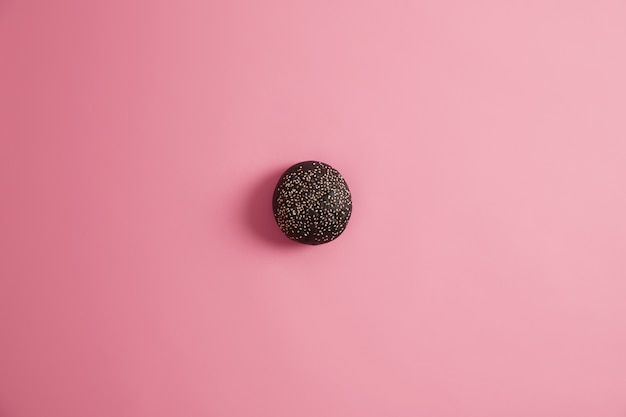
1,0,626,416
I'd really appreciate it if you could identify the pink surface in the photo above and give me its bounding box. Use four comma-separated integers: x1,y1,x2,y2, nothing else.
1,0,626,416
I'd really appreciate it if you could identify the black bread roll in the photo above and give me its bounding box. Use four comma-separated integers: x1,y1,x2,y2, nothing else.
272,161,352,245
